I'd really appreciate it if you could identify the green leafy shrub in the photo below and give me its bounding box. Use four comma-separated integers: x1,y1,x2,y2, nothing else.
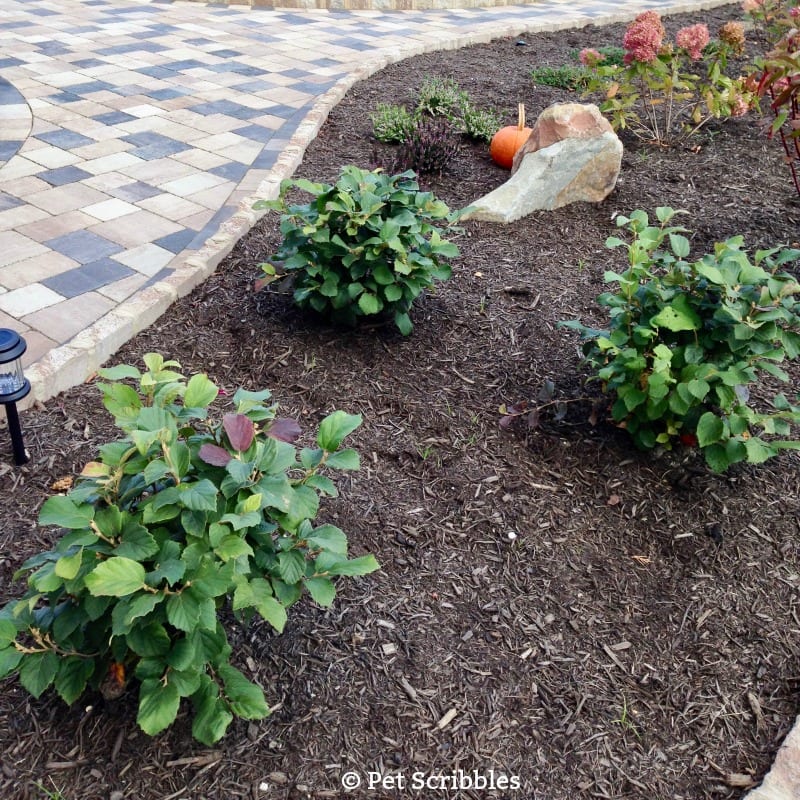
392,116,461,175
0,354,378,744
561,208,800,472
371,103,416,144
530,64,592,90
255,166,461,335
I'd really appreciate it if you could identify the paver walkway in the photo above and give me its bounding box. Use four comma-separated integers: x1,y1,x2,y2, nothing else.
0,0,728,402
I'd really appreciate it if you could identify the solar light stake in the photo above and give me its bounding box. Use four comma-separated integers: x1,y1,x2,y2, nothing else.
0,329,31,466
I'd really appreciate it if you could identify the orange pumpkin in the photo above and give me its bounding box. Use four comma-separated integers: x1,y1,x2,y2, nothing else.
490,103,532,169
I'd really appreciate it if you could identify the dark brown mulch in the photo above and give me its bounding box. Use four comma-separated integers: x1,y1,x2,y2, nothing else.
2,5,799,800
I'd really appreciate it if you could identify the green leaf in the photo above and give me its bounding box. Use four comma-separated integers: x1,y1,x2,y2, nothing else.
184,373,218,409
19,651,59,698
358,292,382,315
394,311,413,336
687,379,710,401
38,496,94,529
324,449,360,470
696,412,725,447
303,474,338,496
127,622,171,657
317,411,362,452
650,294,701,332
305,577,336,607
215,534,254,562
217,664,269,720
257,595,288,633
0,620,17,649
0,647,23,679
323,554,380,577
744,437,775,464
277,550,306,585
138,679,180,736
115,592,163,633
85,557,146,597
54,548,83,580
115,522,159,560
167,589,202,633
191,675,233,745
179,480,219,512
306,524,348,556
55,657,94,705
98,364,141,381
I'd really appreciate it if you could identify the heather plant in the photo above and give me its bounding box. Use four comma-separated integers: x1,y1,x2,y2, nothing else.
371,103,416,144
393,116,461,175
583,11,753,143
370,76,500,146
255,166,461,335
561,208,800,472
0,355,378,744
754,24,800,196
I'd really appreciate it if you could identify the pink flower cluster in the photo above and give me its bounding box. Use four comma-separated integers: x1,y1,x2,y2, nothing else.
579,47,603,67
622,11,665,64
790,5,800,17
676,23,710,60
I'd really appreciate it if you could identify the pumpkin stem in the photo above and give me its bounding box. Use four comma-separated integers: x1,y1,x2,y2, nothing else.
518,103,526,131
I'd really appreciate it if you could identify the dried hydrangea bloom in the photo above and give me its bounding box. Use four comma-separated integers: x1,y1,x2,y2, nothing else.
579,47,603,67
622,10,665,64
676,23,710,60
719,21,746,54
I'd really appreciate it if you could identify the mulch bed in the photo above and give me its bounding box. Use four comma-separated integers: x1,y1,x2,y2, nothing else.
2,4,799,799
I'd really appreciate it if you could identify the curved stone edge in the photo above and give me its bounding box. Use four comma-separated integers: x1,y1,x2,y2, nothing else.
22,0,739,409
0,76,33,171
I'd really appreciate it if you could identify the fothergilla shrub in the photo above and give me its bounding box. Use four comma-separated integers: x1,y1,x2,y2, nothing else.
561,208,800,472
0,354,378,744
254,165,461,335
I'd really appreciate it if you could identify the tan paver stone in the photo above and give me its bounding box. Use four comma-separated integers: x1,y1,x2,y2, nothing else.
21,329,57,370
118,157,196,184
97,271,150,303
0,204,51,233
160,172,228,198
114,243,175,276
71,139,133,160
0,309,30,334
82,198,139,222
138,193,207,222
87,210,182,248
0,283,62,317
0,252,79,291
186,181,236,210
0,156,46,181
172,149,231,171
81,152,145,176
0,231,51,268
122,103,166,118
21,292,116,344
17,210,96,243
26,182,110,215
20,144,80,169
0,175,51,198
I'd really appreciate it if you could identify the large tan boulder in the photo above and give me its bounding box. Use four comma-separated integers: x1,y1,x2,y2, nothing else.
511,102,614,174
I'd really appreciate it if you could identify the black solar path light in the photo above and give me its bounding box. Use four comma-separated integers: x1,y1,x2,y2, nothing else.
0,329,31,465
